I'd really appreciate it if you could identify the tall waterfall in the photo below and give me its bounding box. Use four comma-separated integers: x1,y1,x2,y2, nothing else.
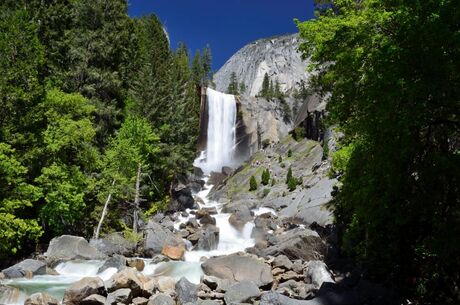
195,88,237,174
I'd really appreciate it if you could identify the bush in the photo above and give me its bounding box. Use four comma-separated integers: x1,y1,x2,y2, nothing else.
286,166,293,184
249,175,258,191
287,149,292,157
271,178,276,186
287,177,298,191
261,139,270,148
278,155,282,163
293,127,306,141
261,168,270,185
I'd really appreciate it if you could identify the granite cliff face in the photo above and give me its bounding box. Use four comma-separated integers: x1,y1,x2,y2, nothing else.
213,34,310,97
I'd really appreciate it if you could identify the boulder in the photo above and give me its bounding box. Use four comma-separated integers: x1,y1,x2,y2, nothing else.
195,225,219,251
106,288,133,305
105,268,149,297
305,261,334,289
90,232,137,256
201,254,273,287
260,292,311,305
272,255,293,270
259,228,326,261
24,293,59,305
168,182,196,212
0,286,20,304
63,277,105,305
45,235,106,264
208,171,227,185
144,220,185,256
175,277,198,304
157,276,176,293
98,255,127,274
2,259,46,279
199,300,220,305
224,281,260,304
148,293,175,305
228,205,253,230
199,214,216,226
161,245,185,260
81,294,106,305
127,258,145,271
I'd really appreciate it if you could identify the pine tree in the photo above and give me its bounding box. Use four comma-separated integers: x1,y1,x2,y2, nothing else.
239,82,247,94
191,51,203,85
202,45,212,85
261,168,270,186
259,73,270,98
249,175,258,191
227,72,239,95
286,166,293,184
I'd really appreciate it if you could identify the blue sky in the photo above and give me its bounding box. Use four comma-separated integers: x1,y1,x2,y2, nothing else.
128,1,315,71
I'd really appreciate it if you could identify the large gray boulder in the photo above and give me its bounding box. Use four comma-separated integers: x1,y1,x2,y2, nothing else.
24,292,59,305
62,277,105,305
259,228,326,261
2,259,46,279
168,183,196,212
45,235,106,264
201,254,273,287
81,294,106,305
175,277,198,305
228,205,253,230
194,225,220,251
97,255,127,274
144,220,185,256
224,281,260,304
90,232,137,256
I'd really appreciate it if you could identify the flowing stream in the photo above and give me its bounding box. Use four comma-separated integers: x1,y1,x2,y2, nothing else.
1,89,274,304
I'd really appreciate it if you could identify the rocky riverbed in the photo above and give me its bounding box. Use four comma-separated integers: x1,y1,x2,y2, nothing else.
0,136,398,305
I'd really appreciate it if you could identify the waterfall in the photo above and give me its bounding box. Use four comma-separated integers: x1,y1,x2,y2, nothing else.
195,88,237,174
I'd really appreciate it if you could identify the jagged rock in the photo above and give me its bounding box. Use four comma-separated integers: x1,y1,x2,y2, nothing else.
81,294,106,305
169,182,196,212
98,255,127,274
45,235,106,264
106,288,133,305
2,259,46,279
228,205,253,230
151,254,170,264
105,268,149,297
197,290,225,299
202,275,233,292
278,280,315,300
186,218,200,229
24,293,59,305
148,293,175,305
175,277,198,305
132,296,149,305
202,254,273,287
272,255,293,270
161,245,185,260
194,225,219,251
260,292,311,305
208,171,227,186
0,285,20,304
224,281,260,304
127,258,145,271
144,220,185,256
199,214,216,226
305,261,334,289
63,277,105,305
258,228,326,261
157,276,177,293
90,232,137,256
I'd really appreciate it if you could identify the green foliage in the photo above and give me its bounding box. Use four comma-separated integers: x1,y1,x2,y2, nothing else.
259,73,270,98
286,166,293,184
287,176,298,192
271,178,276,187
249,175,258,191
261,168,270,186
278,155,282,163
227,72,239,95
0,143,42,257
287,149,292,158
262,188,270,198
261,139,270,148
298,0,460,302
293,127,306,141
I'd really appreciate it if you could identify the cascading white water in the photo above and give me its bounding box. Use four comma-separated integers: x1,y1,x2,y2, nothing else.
194,88,237,174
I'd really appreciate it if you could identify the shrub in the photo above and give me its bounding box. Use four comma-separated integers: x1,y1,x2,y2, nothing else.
271,178,276,186
287,149,292,157
287,177,298,191
293,127,306,141
278,155,282,163
249,175,258,191
261,168,270,185
286,166,293,184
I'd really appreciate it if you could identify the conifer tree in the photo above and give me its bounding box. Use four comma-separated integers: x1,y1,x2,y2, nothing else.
249,175,258,191
227,72,239,95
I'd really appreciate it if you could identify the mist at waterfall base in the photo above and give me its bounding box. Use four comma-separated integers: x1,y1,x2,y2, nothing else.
194,88,239,174
1,88,277,305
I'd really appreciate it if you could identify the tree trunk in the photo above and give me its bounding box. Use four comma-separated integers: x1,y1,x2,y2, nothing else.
94,179,116,239
133,163,142,234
